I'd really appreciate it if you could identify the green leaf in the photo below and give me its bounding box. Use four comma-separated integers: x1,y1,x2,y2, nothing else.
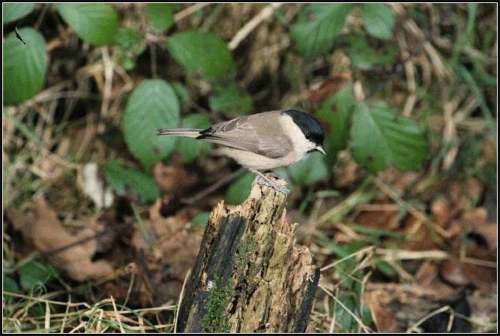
316,86,355,165
3,275,20,293
361,4,395,40
3,28,47,105
146,3,174,33
104,160,159,203
19,260,58,291
114,28,144,50
333,293,356,331
191,212,210,228
348,34,398,70
114,28,146,70
209,84,253,116
225,172,254,205
350,102,427,173
57,4,118,45
167,31,234,79
122,80,180,169
374,259,396,277
3,3,35,24
177,114,212,163
288,152,328,186
290,4,353,58
172,82,191,105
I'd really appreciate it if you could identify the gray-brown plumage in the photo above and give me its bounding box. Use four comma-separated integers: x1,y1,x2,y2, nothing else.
157,109,325,174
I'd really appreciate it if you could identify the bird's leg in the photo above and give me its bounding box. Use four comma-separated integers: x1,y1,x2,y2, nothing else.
249,169,290,194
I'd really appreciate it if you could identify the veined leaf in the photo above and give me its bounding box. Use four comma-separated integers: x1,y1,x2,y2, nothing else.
104,160,159,203
316,86,355,165
350,102,427,172
146,3,175,33
361,4,395,40
4,28,47,105
122,80,180,169
291,4,353,58
209,84,253,116
3,3,35,23
57,4,118,45
167,31,234,79
177,114,212,163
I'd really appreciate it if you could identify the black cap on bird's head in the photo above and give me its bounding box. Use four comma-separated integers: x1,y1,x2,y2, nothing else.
282,109,326,154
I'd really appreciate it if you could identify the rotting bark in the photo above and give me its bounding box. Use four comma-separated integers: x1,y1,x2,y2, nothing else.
176,177,320,333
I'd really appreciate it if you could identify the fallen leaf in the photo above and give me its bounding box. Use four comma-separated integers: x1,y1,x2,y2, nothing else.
440,259,470,287
463,207,497,250
131,197,202,300
431,198,451,228
377,169,420,195
307,73,351,104
153,159,198,195
333,151,360,188
415,261,439,287
363,290,400,332
6,198,114,281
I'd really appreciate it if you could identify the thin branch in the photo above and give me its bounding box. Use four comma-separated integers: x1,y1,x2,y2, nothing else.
229,3,284,50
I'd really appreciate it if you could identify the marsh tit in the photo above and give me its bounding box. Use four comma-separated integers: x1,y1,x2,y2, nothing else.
157,109,326,191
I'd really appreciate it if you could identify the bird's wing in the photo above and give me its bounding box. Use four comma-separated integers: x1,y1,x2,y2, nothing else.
200,112,292,158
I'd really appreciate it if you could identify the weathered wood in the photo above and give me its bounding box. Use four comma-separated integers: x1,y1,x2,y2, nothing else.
176,178,320,333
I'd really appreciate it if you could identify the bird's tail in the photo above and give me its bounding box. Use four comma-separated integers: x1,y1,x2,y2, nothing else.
157,128,203,138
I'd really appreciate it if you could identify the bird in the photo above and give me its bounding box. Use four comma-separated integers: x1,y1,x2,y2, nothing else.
157,109,326,192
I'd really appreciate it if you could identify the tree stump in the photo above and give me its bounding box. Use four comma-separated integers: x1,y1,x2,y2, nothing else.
176,178,320,333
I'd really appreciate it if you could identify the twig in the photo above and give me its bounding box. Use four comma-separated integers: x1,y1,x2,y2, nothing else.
174,3,212,22
110,296,125,333
377,248,449,261
406,305,452,333
320,284,372,333
321,246,375,272
174,269,191,333
101,47,114,118
229,3,284,50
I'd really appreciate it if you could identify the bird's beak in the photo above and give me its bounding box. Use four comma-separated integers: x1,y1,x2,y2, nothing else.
316,146,326,155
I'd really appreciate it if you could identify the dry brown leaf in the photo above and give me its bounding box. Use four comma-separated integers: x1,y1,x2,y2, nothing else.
354,209,399,231
415,261,439,287
333,151,360,188
463,207,497,250
7,198,114,281
153,159,198,195
131,198,202,300
378,169,420,195
480,137,496,165
402,214,442,251
431,198,451,228
363,290,401,332
307,73,351,104
440,259,470,287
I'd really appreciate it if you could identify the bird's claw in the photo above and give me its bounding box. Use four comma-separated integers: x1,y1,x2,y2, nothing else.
252,170,290,194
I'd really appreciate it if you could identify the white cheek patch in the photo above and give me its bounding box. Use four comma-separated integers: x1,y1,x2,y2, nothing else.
279,115,316,157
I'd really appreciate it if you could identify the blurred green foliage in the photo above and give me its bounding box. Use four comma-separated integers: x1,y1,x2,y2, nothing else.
145,3,175,34
57,4,118,46
4,28,46,105
3,3,35,24
2,3,493,206
2,3,497,333
122,80,180,169
104,160,160,203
